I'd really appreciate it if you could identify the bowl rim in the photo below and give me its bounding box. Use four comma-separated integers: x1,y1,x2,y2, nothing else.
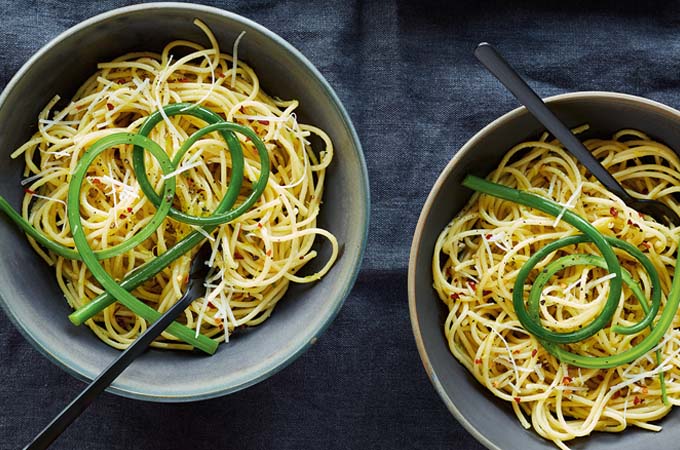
0,2,369,402
407,91,680,449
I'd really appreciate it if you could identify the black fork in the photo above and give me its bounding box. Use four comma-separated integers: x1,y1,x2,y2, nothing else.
474,42,680,228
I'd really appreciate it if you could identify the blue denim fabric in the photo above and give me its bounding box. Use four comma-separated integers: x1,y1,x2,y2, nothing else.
2,1,680,449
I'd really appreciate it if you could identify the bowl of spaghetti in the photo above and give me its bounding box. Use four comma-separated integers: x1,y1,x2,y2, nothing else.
409,92,680,449
0,3,368,400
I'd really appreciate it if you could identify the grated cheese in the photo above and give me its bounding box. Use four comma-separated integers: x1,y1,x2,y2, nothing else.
21,169,60,186
555,385,588,392
180,55,216,111
552,181,582,227
546,175,556,198
234,114,290,123
38,119,80,129
161,161,202,180
191,225,216,242
28,192,67,209
481,234,494,267
42,150,71,158
231,31,246,88
154,55,183,140
535,363,545,381
611,344,680,392
487,231,510,252
490,326,520,391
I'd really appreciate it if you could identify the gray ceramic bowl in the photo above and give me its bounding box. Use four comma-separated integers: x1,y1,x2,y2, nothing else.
0,3,368,401
409,92,680,449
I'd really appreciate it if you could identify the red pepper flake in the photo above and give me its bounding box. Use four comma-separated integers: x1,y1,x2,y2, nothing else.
219,324,224,330
485,233,492,240
562,376,572,385
633,396,641,405
474,358,482,365
266,249,272,257
638,212,644,218
642,241,651,249
207,301,216,309
116,78,127,84
217,71,225,78
127,207,133,213
106,103,114,111
610,207,618,217
23,188,36,195
626,219,642,230
612,390,621,399
450,293,460,300
531,349,538,357
513,397,521,404
178,77,191,82
118,213,126,219
482,290,492,296
467,280,477,291
234,252,244,260
258,120,270,125
257,223,263,229
92,178,102,184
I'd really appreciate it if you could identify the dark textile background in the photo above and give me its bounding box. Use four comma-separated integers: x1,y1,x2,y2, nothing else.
2,1,680,449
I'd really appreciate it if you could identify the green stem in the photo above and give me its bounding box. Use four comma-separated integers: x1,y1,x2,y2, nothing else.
463,175,623,344
68,107,270,325
463,174,678,371
66,132,217,354
0,104,270,353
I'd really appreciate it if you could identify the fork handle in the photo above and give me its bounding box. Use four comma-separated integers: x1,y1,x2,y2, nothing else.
24,280,205,450
474,42,633,203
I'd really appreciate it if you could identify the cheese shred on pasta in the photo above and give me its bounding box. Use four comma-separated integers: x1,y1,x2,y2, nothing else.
13,20,338,351
433,128,680,448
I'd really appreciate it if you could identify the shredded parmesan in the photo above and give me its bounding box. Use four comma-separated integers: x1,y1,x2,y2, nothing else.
482,233,494,266
487,231,510,252
21,169,59,186
161,162,202,180
535,363,545,381
231,31,246,88
38,119,80,129
180,55,216,111
191,225,216,242
611,344,680,392
28,193,67,208
552,181,582,227
235,114,289,122
490,327,520,391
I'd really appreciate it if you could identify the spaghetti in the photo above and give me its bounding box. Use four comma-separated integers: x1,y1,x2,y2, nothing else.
12,20,338,351
433,128,680,448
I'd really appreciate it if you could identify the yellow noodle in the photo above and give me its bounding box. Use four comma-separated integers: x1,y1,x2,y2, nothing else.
12,20,338,351
433,128,680,448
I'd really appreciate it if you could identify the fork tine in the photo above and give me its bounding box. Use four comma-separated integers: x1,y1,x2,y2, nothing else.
634,200,680,227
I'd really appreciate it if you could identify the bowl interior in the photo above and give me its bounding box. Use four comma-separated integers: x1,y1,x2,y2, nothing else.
0,4,367,400
410,92,680,449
